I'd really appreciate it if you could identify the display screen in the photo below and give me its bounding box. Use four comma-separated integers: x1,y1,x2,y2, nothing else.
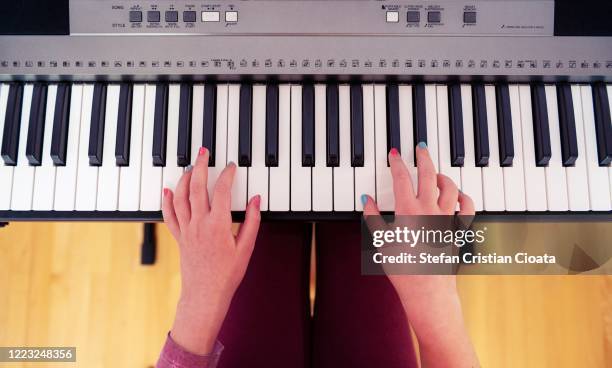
554,1,612,36
0,0,69,35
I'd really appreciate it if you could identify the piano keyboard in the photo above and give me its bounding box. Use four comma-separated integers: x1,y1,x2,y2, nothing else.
0,82,611,220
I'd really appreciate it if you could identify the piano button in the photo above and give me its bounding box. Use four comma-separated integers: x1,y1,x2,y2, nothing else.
32,84,57,210
10,84,35,210
238,83,253,167
448,84,465,167
248,85,269,211
313,84,333,211
386,83,401,156
472,83,490,167
290,85,311,211
152,83,169,167
269,84,291,211
75,85,99,211
436,85,461,194
531,84,552,166
326,83,340,167
87,83,107,166
203,84,217,166
374,84,393,210
333,84,355,211
50,83,71,166
162,84,184,193
355,84,376,212
579,85,611,210
176,83,192,167
565,85,590,211
0,84,14,209
96,84,121,211
140,84,164,211
398,85,417,193
190,85,205,165
1,83,24,166
54,84,83,211
502,85,526,211
118,84,146,211
412,83,427,165
459,84,484,211
556,84,579,166
302,83,315,167
207,84,229,200
496,84,514,167
519,85,548,211
114,83,133,167
425,84,440,172
25,83,47,166
543,85,569,211
227,84,247,211
350,84,364,167
481,85,505,211
592,83,612,166
265,84,279,167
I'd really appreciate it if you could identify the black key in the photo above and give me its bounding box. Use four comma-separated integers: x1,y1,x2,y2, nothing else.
177,83,192,167
202,84,216,166
556,84,578,166
25,84,48,166
238,83,252,167
50,83,71,166
472,84,490,166
326,83,340,167
448,84,465,166
412,84,427,166
88,83,107,166
115,83,133,166
1,83,24,166
265,84,279,167
531,84,552,166
592,83,612,166
302,83,315,167
386,84,401,160
152,83,169,167
350,84,364,167
495,84,514,166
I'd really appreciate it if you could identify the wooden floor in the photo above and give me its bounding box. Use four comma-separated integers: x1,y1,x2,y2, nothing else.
0,222,610,367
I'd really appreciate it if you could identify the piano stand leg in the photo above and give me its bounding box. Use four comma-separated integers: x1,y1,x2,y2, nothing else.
140,223,157,266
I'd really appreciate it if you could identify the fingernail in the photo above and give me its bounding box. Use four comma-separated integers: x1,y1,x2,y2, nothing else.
417,141,427,149
389,148,399,156
185,165,193,172
163,188,170,197
227,161,236,168
199,147,207,156
360,194,368,206
252,195,261,209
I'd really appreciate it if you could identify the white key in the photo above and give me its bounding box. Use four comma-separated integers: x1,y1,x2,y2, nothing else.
118,85,145,211
481,85,505,211
227,85,247,211
374,84,393,211
519,85,548,211
436,85,462,190
425,84,440,172
248,85,269,210
459,85,484,211
502,85,527,211
32,85,57,210
75,85,98,210
10,84,35,210
0,84,13,210
208,84,228,200
191,85,205,165
313,84,333,211
565,85,591,211
355,84,376,211
398,85,417,192
608,85,612,208
140,84,163,211
543,85,569,211
162,85,184,195
290,85,312,211
96,85,121,211
54,84,83,211
269,85,291,211
333,85,355,211
579,85,611,211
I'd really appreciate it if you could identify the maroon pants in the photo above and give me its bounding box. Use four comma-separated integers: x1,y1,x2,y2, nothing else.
217,222,417,368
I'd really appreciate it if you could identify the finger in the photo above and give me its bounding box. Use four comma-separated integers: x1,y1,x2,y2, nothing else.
415,142,438,204
437,174,459,213
173,169,193,230
362,194,388,234
211,162,237,216
388,148,417,212
458,191,476,216
162,188,181,240
189,147,211,219
236,195,262,264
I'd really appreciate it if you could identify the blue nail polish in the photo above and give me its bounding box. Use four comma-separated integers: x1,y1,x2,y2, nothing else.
227,161,236,167
360,194,368,206
417,141,427,149
185,165,193,172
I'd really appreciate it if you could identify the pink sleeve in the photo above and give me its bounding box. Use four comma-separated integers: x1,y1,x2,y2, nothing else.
156,333,224,368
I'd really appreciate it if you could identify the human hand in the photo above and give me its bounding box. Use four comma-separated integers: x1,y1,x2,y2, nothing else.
162,147,261,355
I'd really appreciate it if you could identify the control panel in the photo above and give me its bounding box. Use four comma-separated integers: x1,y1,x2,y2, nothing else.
69,0,555,36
